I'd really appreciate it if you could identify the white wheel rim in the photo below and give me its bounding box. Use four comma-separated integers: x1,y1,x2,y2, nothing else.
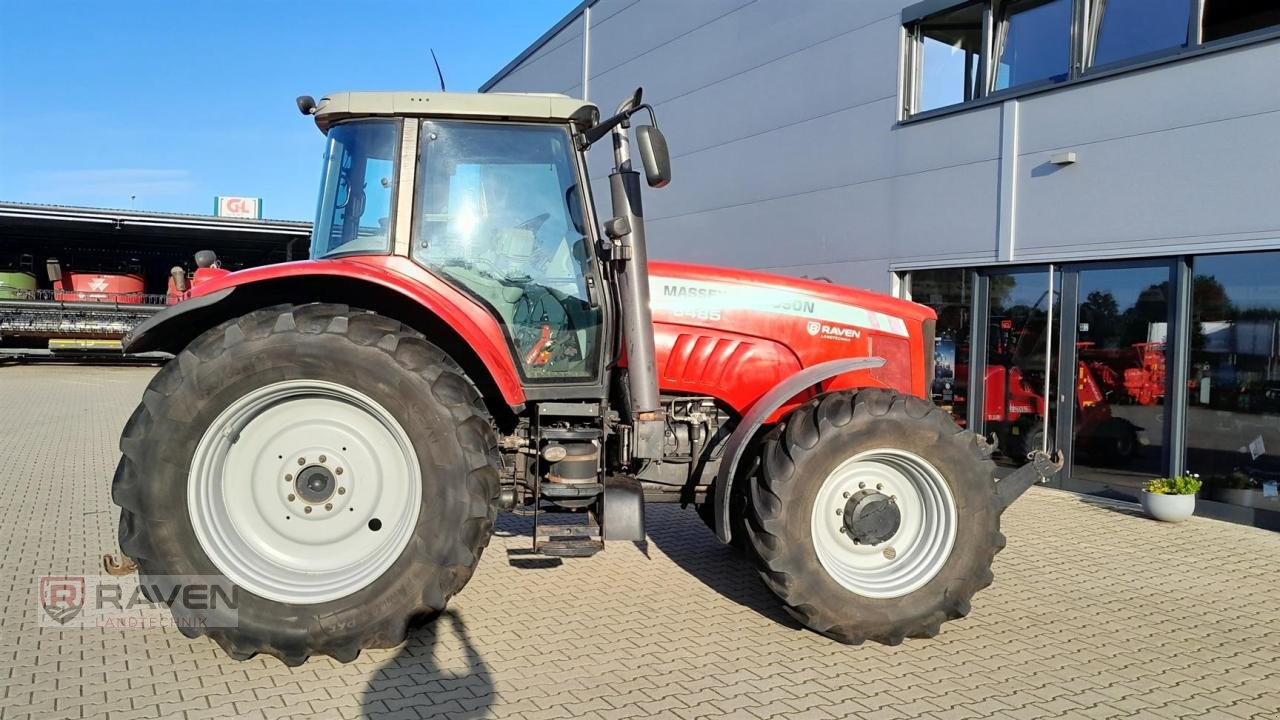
188,379,421,605
810,449,957,599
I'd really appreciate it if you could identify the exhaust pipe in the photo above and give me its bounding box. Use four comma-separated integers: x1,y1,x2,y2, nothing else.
608,94,663,461
170,266,189,294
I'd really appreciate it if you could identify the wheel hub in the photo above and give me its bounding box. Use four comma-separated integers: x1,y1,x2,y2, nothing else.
188,379,421,605
811,449,958,599
296,465,336,504
843,490,900,546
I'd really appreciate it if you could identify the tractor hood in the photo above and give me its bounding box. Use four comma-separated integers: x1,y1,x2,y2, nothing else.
649,261,936,329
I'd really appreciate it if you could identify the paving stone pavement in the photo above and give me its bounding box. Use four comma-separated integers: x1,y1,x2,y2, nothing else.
2,364,1279,720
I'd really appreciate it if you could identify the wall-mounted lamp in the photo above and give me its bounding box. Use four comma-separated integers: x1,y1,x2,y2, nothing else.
1049,151,1078,166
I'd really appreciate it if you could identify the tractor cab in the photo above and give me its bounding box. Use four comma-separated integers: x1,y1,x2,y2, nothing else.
309,103,603,381
299,91,667,402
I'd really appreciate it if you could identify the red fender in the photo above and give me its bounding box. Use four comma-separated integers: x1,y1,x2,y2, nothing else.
125,255,526,408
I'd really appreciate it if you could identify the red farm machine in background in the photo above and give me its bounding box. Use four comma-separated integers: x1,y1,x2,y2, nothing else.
48,258,148,305
950,316,1146,463
1076,341,1166,407
0,202,309,357
0,257,168,354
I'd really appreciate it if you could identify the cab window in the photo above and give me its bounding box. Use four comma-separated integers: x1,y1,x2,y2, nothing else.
311,120,399,258
412,120,601,382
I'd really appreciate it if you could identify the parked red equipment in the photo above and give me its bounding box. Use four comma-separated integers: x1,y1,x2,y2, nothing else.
46,258,145,304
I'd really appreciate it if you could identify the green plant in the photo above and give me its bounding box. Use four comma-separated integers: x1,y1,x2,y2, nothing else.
1144,474,1202,495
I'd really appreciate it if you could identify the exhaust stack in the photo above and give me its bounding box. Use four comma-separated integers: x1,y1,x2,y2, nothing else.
607,94,663,460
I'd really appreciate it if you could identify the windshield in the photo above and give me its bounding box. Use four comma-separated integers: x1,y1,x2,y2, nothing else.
311,120,400,259
413,120,601,382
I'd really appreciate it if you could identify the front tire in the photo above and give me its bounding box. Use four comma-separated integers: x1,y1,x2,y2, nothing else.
746,388,1002,645
113,303,501,665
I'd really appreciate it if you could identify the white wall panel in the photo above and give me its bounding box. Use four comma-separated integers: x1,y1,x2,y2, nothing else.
484,1,1280,284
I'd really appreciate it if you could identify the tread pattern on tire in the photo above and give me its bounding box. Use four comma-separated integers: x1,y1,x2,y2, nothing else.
113,303,501,665
744,388,1003,646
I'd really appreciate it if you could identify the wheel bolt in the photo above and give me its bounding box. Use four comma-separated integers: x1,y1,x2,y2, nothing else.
876,484,883,491
285,473,293,482
325,503,333,511
858,482,866,489
839,527,846,534
883,546,897,560
842,491,850,499
835,508,843,516
319,454,327,463
890,496,896,503
304,506,312,514
288,494,296,502
335,467,343,476
337,487,346,495
297,457,306,466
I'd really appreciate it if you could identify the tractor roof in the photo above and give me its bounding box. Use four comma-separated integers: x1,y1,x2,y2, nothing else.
310,91,600,133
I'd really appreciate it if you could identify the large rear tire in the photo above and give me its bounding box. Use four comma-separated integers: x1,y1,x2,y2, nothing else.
113,303,501,665
746,388,1002,645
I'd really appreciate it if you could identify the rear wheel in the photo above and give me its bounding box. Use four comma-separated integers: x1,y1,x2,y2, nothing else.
113,303,501,665
746,388,1002,645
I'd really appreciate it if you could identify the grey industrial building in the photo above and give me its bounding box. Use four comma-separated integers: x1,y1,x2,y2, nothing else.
483,0,1280,528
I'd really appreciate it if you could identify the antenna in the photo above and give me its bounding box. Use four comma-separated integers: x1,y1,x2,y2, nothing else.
430,49,447,92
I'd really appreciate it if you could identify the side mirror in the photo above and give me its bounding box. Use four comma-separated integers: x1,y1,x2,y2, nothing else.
635,125,671,188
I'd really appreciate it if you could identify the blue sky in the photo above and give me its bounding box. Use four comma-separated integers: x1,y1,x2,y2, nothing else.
0,1,579,220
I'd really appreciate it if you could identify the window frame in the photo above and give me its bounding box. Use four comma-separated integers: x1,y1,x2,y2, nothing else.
902,0,993,118
310,118,403,261
1081,0,1196,76
988,0,1078,96
901,0,1280,121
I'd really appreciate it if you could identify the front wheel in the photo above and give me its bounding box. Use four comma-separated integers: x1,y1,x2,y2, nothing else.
113,304,501,665
746,388,1002,645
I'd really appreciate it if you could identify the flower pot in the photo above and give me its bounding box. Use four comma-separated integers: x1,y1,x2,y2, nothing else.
1140,491,1195,523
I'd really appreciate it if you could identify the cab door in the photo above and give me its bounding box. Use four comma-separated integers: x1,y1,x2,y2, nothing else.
409,119,608,399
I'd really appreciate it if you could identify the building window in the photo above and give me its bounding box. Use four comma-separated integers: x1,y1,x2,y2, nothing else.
1187,252,1280,518
1202,1,1280,43
993,0,1073,91
1089,0,1190,68
902,0,1280,118
915,3,986,112
909,269,973,425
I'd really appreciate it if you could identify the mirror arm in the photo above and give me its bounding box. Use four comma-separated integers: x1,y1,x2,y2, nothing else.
580,108,634,149
578,88,653,150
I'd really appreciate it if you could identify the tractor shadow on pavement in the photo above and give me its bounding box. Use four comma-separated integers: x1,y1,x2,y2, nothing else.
493,505,800,629
359,610,493,719
641,506,804,630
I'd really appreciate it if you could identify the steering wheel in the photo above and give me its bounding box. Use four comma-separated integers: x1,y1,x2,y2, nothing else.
516,213,551,234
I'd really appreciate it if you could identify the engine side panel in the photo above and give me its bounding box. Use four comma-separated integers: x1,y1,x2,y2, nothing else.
649,261,935,416
653,325,802,411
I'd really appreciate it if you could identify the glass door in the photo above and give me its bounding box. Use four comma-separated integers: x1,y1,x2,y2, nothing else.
1059,262,1175,498
974,267,1061,469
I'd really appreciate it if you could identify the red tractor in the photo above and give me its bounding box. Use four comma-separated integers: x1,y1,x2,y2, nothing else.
113,89,1056,665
